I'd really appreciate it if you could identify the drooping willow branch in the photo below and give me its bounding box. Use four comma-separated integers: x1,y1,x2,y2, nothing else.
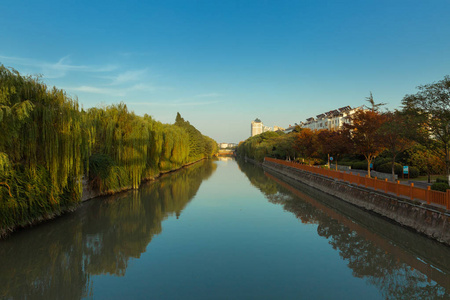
0,182,12,197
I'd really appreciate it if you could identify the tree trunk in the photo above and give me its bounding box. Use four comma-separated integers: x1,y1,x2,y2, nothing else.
367,159,371,178
391,154,397,182
446,146,450,186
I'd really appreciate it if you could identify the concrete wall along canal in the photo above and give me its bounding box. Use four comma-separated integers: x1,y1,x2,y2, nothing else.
263,157,450,246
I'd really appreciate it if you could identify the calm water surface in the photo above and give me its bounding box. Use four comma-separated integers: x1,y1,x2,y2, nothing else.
0,158,449,299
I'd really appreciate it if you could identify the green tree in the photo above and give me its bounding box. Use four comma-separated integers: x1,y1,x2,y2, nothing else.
402,75,450,184
379,111,414,180
407,144,444,183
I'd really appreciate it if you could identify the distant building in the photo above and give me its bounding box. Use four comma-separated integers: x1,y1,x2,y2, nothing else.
218,143,237,149
263,125,272,133
283,125,297,134
300,106,364,131
251,118,262,136
274,126,285,132
251,118,274,137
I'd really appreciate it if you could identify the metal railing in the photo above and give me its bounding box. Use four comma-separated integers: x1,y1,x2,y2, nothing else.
264,157,450,210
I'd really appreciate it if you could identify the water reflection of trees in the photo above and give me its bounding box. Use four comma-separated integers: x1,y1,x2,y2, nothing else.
0,159,216,300
237,159,450,299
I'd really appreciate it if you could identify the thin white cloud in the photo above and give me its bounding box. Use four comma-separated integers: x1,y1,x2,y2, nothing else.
68,85,126,97
64,83,160,97
110,69,148,85
128,100,221,107
0,54,118,78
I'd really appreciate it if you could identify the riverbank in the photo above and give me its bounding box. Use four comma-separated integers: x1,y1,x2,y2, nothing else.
81,157,207,202
260,159,450,246
1,158,208,239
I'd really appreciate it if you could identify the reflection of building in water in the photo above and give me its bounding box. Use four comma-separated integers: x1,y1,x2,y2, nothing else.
218,156,233,162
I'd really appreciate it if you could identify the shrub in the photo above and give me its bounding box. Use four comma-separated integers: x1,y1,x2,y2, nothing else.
377,162,401,175
376,162,420,177
431,182,450,192
436,177,448,183
373,157,391,170
338,161,354,167
351,161,367,170
409,166,419,179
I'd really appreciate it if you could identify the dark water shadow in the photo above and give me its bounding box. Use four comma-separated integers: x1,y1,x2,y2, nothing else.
0,159,217,300
237,159,450,299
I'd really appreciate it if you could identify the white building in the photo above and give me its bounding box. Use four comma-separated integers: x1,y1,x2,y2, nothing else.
251,118,273,137
218,143,237,149
301,106,363,131
251,118,263,136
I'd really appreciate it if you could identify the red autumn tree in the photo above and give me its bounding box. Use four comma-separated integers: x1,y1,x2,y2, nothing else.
294,128,320,165
345,94,387,177
318,129,353,170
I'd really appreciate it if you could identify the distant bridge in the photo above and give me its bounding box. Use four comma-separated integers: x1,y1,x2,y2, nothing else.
217,149,236,156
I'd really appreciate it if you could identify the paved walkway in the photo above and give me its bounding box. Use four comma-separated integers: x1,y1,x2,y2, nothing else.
341,168,433,189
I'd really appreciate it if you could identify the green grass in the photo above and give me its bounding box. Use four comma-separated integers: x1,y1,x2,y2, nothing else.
398,175,444,182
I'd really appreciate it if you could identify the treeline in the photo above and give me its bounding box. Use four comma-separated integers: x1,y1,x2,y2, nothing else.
237,76,450,190
0,66,217,235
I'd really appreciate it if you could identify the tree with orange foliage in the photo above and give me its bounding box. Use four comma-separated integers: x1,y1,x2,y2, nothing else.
318,129,353,170
294,128,320,165
345,94,386,177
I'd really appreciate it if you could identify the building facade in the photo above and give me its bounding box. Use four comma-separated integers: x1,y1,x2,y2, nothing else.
300,106,363,131
251,118,263,136
251,118,275,137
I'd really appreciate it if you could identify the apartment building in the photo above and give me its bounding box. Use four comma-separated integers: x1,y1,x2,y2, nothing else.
301,106,363,131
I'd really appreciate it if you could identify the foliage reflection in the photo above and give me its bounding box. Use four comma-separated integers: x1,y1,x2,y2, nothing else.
237,159,450,299
0,159,216,299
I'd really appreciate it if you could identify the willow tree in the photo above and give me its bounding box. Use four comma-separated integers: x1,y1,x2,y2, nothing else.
87,104,148,190
174,112,209,162
0,66,218,234
0,66,86,232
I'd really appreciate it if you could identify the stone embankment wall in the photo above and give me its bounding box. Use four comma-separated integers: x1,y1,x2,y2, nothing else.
263,160,450,246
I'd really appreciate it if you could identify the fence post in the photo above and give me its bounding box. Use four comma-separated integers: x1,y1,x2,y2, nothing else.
426,186,430,204
410,183,414,200
447,189,450,210
396,181,400,196
385,178,388,193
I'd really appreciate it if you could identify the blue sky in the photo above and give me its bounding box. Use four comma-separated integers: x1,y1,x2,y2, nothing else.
1,0,449,143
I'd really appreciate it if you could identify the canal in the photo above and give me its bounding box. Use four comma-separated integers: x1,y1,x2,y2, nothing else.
0,158,449,299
